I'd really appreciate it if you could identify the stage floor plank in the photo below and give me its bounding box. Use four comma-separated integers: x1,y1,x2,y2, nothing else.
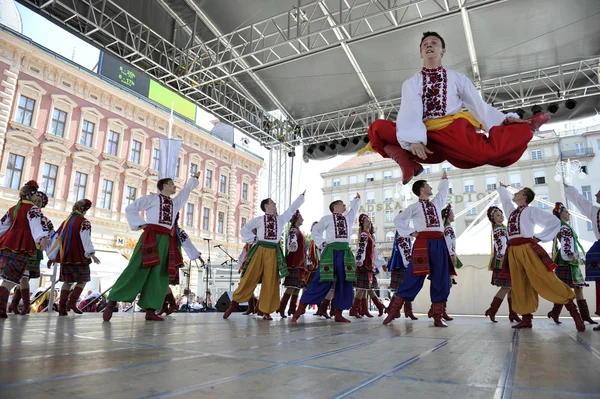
1,312,599,398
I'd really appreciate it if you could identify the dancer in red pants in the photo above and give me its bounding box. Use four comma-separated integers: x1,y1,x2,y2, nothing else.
365,31,549,184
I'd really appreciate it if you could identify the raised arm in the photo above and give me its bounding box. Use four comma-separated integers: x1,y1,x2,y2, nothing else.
431,177,449,210
565,185,595,220
125,194,154,230
530,207,561,242
395,207,416,237
240,216,261,244
280,193,305,224
172,177,200,212
396,78,427,151
497,185,516,215
346,196,361,224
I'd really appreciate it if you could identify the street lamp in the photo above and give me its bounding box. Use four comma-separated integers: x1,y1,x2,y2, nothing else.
554,158,586,185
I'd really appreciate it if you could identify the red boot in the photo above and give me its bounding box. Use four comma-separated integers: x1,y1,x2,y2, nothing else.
547,303,563,324
103,301,117,321
512,313,533,329
526,112,550,132
485,296,503,323
291,302,307,323
383,144,424,185
278,293,291,318
383,296,405,325
427,305,433,318
565,300,586,332
256,299,264,316
442,303,453,321
403,301,418,320
158,299,170,316
352,297,363,319
9,288,21,315
432,302,447,327
165,292,177,315
371,295,385,317
262,313,273,320
57,290,69,316
507,296,521,322
0,286,9,319
145,309,164,321
334,309,351,323
223,300,239,319
315,299,331,319
19,288,31,315
288,294,298,316
67,286,84,314
577,299,598,324
242,297,255,315
361,297,373,318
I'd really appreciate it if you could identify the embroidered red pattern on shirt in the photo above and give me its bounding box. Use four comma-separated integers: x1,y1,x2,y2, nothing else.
332,213,348,239
421,66,448,119
420,200,440,227
263,214,278,240
179,230,189,242
27,207,42,220
507,206,526,237
444,225,456,253
560,226,574,257
356,232,368,261
0,212,8,224
397,236,412,264
81,220,91,232
40,216,50,232
493,226,507,259
158,194,174,225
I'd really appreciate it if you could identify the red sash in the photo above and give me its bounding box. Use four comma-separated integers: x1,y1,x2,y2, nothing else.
412,231,456,277
141,224,184,278
499,237,557,280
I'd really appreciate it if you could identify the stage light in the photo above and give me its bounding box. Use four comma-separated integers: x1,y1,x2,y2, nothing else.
318,144,326,152
288,150,296,158
547,103,559,114
329,140,338,150
307,145,315,155
515,108,525,119
565,99,577,110
531,105,543,115
351,137,360,145
363,136,369,143
340,139,349,147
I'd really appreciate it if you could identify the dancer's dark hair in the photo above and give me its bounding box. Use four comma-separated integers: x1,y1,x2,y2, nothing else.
420,31,445,49
329,200,343,213
412,180,427,197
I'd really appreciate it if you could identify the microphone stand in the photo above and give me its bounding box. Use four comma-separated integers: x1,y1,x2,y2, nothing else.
215,245,237,292
202,238,214,311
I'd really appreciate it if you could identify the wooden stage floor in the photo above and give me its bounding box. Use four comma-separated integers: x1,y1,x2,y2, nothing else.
1,312,599,398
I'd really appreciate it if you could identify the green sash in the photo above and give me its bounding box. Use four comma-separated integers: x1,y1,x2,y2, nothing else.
319,241,356,282
242,241,287,279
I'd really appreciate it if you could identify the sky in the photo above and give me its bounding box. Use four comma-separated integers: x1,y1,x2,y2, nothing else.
14,3,350,228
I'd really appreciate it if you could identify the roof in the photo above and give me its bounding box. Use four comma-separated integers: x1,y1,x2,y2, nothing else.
328,152,395,172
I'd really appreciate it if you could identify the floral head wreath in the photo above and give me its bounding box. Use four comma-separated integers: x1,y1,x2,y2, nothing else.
487,206,502,223
553,202,566,218
82,199,93,212
290,210,302,226
37,192,49,208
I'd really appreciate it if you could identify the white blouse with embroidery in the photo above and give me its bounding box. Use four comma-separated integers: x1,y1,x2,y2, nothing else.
498,186,560,242
287,226,301,252
395,179,449,236
566,185,600,240
125,177,199,231
557,225,577,261
0,204,49,243
493,225,508,260
178,229,201,260
240,194,305,244
355,232,387,268
444,225,456,257
395,67,519,151
312,198,361,249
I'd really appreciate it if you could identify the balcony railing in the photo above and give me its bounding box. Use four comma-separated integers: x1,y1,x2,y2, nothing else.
561,148,595,158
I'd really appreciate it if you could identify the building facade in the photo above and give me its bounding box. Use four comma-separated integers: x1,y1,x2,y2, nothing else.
0,29,262,297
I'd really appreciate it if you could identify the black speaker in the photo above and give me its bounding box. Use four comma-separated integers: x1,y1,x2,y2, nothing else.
215,291,248,312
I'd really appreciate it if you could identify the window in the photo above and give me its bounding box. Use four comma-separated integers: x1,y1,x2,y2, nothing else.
466,202,477,216
333,178,340,187
242,183,248,200
190,162,198,176
100,179,114,210
575,142,585,155
205,169,213,189
175,159,181,177
50,109,67,137
423,167,431,175
385,210,394,222
41,163,58,197
126,186,137,205
79,120,95,147
533,170,546,186
73,172,88,201
464,179,474,193
383,171,392,180
442,163,452,172
130,140,142,164
202,208,210,230
531,150,543,160
509,174,521,188
4,153,25,190
384,189,393,201
537,195,549,209
217,211,225,234
152,148,160,170
366,191,375,203
349,175,357,184
106,131,120,156
185,203,194,227
241,217,247,228
15,95,35,126
367,210,376,219
220,175,227,193
485,176,497,191
583,186,593,230
384,231,394,242
448,187,453,194
366,173,374,182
